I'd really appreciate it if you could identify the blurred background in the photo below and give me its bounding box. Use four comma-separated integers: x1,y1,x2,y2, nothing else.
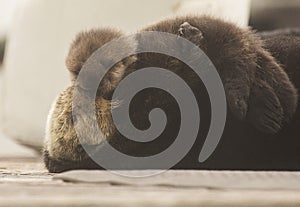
0,0,299,158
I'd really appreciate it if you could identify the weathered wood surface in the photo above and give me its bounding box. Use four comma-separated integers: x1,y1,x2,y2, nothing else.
1,158,300,207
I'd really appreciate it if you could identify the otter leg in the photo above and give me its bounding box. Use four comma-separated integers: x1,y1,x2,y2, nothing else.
178,21,249,120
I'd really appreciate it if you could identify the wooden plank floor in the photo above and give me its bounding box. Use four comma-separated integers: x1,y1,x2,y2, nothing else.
1,157,300,207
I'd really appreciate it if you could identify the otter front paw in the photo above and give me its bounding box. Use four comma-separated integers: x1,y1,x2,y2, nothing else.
247,80,284,134
227,91,248,120
224,80,250,120
178,22,204,44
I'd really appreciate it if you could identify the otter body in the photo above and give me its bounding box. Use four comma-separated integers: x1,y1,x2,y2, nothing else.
44,16,300,173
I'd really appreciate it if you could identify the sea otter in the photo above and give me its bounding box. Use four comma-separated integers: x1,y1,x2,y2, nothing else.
44,16,300,173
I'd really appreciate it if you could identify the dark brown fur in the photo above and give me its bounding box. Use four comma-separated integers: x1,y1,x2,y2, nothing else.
44,16,300,173
140,16,297,133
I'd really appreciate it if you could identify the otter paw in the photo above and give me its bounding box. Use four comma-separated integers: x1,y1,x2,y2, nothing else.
246,80,284,134
227,92,248,120
178,22,203,43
